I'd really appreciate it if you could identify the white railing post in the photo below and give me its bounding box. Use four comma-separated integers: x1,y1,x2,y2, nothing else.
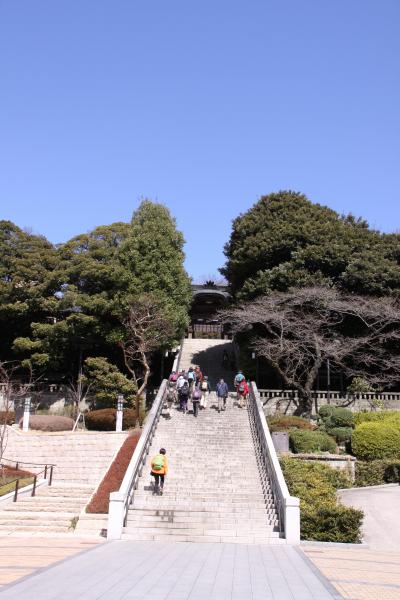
108,491,125,540
22,397,31,432
285,496,300,544
116,395,124,433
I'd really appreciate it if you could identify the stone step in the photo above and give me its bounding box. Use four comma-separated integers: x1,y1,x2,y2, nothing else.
121,531,281,544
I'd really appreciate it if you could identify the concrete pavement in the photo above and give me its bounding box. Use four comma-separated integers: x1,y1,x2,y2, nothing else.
339,484,400,551
0,541,342,599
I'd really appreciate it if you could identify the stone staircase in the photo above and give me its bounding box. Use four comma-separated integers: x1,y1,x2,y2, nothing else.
0,483,94,534
4,428,127,484
123,394,280,544
178,338,236,389
0,429,128,535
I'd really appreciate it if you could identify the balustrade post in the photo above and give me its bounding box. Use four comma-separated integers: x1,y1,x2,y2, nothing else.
108,491,125,540
116,395,124,432
22,397,31,432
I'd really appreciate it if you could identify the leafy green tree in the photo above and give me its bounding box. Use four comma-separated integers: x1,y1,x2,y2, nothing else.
0,221,58,361
118,200,192,339
221,191,400,299
82,357,137,409
13,222,131,376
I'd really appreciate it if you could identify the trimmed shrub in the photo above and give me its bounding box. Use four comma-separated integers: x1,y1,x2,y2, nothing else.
326,427,353,444
289,429,337,454
0,411,15,425
355,459,400,487
267,415,315,433
20,415,74,432
354,411,400,426
318,406,354,428
86,430,141,513
85,408,137,431
351,422,400,460
301,504,363,543
280,458,362,543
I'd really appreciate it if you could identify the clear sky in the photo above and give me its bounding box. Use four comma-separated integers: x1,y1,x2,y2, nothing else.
1,0,399,280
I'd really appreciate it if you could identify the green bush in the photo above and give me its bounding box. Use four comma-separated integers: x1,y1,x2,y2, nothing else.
354,411,400,426
267,415,314,433
326,427,353,444
280,458,361,543
289,429,337,454
85,408,137,431
301,504,363,543
318,406,354,428
351,422,400,460
355,459,400,487
0,411,15,425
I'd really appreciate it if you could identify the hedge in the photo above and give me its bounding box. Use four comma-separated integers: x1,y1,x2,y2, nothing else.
0,411,15,425
267,415,315,433
86,430,141,513
20,415,74,432
280,458,362,543
354,411,400,426
355,459,400,487
289,429,337,454
351,422,400,460
85,408,137,431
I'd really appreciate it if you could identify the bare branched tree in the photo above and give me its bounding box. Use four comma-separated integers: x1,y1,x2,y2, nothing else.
0,361,36,465
66,365,92,417
222,287,400,416
118,295,174,422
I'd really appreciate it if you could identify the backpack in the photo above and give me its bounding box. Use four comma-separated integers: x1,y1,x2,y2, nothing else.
201,380,208,391
151,454,164,471
192,388,201,400
179,381,189,396
238,381,246,392
235,373,245,385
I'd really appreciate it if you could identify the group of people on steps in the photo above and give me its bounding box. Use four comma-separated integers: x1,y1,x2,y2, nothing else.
165,367,249,417
150,368,249,494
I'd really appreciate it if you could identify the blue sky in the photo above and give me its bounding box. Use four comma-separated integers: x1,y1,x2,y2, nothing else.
1,0,399,280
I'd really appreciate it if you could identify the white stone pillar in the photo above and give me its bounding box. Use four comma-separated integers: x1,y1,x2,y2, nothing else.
116,394,124,432
107,491,125,540
22,397,31,432
285,495,301,544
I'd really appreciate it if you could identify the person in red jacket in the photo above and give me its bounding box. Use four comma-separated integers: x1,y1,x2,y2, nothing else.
237,379,249,408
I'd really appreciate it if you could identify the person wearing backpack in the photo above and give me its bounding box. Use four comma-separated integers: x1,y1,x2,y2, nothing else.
187,367,196,392
216,378,229,412
151,448,168,495
237,379,249,408
200,375,211,409
234,370,245,400
191,385,202,417
177,377,190,413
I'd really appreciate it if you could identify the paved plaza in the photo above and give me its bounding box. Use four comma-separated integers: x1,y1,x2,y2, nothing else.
0,540,342,599
304,545,400,600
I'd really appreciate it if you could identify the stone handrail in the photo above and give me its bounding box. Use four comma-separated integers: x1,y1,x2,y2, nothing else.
248,382,300,544
107,380,168,540
258,389,400,401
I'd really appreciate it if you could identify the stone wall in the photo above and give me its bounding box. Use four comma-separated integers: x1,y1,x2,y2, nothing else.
259,389,400,416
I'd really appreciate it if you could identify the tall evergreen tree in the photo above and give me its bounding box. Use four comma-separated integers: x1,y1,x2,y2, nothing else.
118,200,192,339
221,191,400,299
